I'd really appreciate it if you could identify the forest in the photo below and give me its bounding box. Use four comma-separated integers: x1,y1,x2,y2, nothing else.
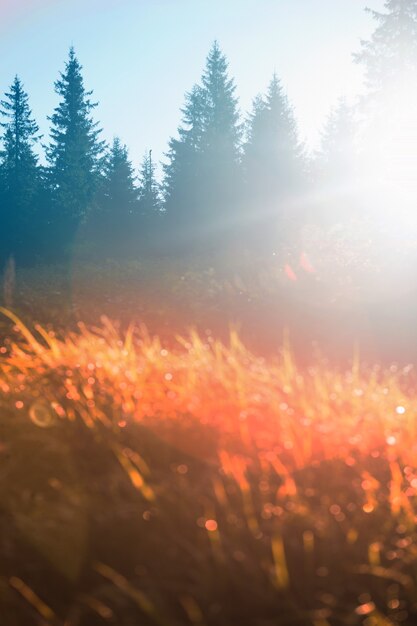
0,38,357,266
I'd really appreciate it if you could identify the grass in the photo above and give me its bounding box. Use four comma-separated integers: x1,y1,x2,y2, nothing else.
7,249,417,367
1,308,417,624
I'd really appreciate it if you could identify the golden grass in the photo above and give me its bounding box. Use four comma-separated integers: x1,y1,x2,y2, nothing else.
1,307,416,473
2,308,417,624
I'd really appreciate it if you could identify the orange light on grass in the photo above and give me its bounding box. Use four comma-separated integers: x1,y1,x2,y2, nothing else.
205,519,218,532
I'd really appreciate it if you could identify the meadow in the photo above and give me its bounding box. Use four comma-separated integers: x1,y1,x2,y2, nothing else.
4,0,417,623
2,267,417,624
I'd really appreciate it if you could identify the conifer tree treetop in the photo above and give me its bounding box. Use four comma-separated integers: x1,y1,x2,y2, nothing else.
317,97,357,177
355,0,417,92
101,137,138,211
355,0,417,185
0,76,42,262
244,73,304,195
163,41,243,242
46,47,105,224
0,76,40,180
201,41,242,157
138,149,161,215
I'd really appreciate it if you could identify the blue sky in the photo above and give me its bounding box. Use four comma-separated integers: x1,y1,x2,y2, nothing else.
0,0,384,172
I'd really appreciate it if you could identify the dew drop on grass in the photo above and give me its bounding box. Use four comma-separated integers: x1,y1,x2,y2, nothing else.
29,401,56,428
355,601,375,615
388,599,400,609
363,503,375,513
329,504,342,516
205,519,218,532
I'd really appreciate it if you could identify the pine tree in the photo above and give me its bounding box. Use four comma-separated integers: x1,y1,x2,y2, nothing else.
245,74,304,197
138,150,161,216
199,41,242,233
88,137,138,255
201,41,241,166
355,0,417,94
46,47,105,251
311,98,361,227
354,0,417,186
135,150,164,255
101,137,138,215
0,76,41,264
163,42,242,250
316,97,357,184
163,85,206,230
243,74,305,248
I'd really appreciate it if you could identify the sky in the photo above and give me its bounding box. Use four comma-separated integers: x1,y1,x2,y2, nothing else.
0,0,385,172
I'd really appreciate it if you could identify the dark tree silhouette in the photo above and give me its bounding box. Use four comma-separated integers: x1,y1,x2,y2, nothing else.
138,150,161,217
46,47,105,256
163,42,242,252
243,74,305,251
88,137,139,255
0,76,42,264
163,85,206,235
134,150,163,255
101,137,138,216
200,41,242,210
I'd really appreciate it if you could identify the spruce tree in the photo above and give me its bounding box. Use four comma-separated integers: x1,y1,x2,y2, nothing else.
163,42,242,250
138,150,161,216
136,150,163,255
311,98,361,227
355,0,417,94
46,47,105,252
163,85,206,231
201,41,241,168
245,74,304,196
0,76,41,264
355,0,417,187
316,98,357,184
89,137,138,255
243,74,304,249
101,137,138,215
200,41,242,234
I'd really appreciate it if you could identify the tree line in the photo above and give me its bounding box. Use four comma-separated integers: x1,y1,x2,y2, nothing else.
1,0,416,266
